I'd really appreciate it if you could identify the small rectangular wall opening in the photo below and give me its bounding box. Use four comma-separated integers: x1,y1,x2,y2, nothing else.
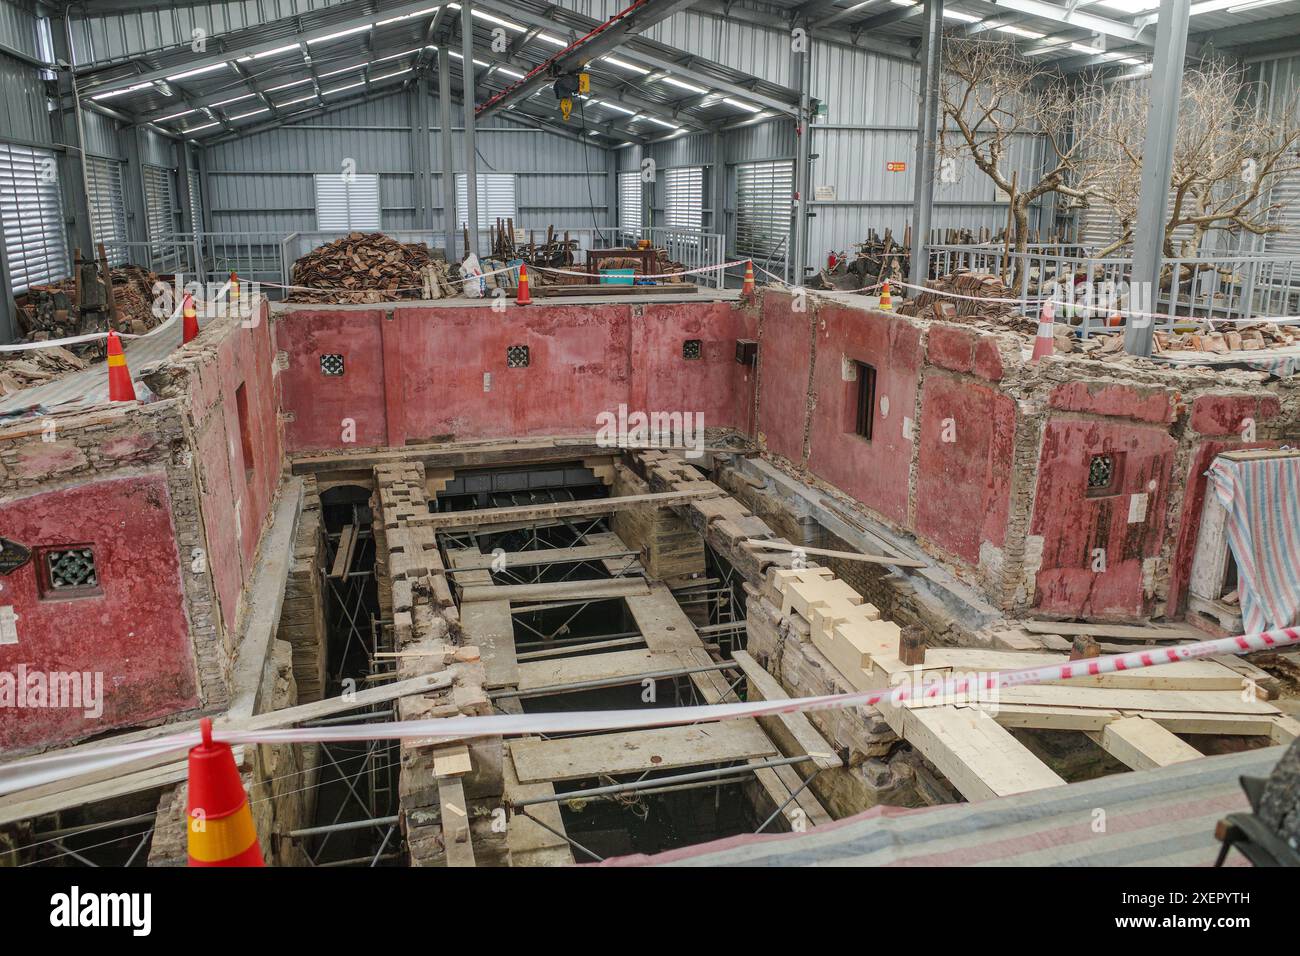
853,361,877,440
235,383,255,481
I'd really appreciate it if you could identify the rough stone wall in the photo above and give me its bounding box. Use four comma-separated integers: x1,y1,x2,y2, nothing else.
372,462,506,867
148,639,311,866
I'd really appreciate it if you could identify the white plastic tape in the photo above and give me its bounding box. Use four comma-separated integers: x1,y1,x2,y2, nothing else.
1,626,1295,798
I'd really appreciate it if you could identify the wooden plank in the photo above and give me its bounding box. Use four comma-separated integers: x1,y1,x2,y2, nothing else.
516,649,674,691
509,720,777,783
1022,620,1205,642
458,600,518,689
1271,716,1300,745
433,744,473,778
732,650,840,770
1087,716,1202,771
743,539,927,568
329,523,356,579
412,489,721,530
448,542,635,572
460,577,650,604
228,480,305,719
438,776,476,867
900,705,1066,802
504,747,573,866
926,649,1247,691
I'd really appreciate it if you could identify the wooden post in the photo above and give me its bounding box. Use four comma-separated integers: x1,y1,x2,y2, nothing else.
899,624,927,666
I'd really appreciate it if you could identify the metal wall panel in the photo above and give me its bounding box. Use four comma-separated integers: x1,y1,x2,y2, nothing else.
80,110,126,159
0,53,52,146
202,90,611,234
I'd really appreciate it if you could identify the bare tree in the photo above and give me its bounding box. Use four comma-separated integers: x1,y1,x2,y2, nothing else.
935,37,1106,285
1075,60,1300,263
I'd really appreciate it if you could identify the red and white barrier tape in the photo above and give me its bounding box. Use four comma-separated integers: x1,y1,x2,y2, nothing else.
1,626,1294,798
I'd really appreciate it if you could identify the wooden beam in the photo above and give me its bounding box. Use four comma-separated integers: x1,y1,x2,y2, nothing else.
412,489,721,530
516,649,674,691
899,705,1066,801
329,523,356,579
438,776,476,867
742,539,928,568
459,577,651,604
1022,620,1206,642
732,651,841,771
1087,716,1202,772
447,542,635,572
508,720,777,783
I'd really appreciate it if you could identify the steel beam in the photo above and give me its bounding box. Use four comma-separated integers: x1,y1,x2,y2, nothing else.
1124,0,1190,357
79,0,443,97
474,0,700,119
461,1,479,257
909,0,943,289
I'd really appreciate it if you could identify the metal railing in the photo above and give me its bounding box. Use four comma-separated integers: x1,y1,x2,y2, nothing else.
924,243,1300,334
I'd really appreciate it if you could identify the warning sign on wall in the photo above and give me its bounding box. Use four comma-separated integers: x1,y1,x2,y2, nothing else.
886,162,906,172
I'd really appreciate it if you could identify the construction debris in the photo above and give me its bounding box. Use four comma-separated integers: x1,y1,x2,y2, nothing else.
0,346,89,398
898,272,1038,334
287,232,448,303
17,264,164,339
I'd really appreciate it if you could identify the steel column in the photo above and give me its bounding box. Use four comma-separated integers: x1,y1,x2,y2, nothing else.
908,0,943,290
1124,0,1191,357
437,50,458,260
461,1,479,258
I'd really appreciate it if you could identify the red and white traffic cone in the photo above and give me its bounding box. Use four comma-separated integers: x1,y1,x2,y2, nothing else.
105,330,136,402
879,279,893,311
182,292,199,344
1031,299,1057,362
516,263,532,305
742,260,755,299
187,718,263,867
229,271,240,316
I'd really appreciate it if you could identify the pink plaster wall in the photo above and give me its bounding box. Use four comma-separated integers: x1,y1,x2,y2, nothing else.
0,474,197,752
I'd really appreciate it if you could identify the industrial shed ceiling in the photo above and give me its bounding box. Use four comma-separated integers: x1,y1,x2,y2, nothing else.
67,0,1300,147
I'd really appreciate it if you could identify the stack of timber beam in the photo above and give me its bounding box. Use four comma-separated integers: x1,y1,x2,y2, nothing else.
765,564,1299,804
610,463,705,581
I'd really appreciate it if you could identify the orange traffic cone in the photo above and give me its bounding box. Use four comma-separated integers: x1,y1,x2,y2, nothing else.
187,718,263,867
1031,299,1056,362
229,271,240,314
105,330,136,402
516,263,532,305
879,279,893,311
741,260,755,298
182,292,199,344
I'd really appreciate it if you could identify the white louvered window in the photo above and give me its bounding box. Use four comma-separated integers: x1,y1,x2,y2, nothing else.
663,166,704,234
86,156,128,266
143,164,179,268
0,143,69,294
736,160,793,259
618,171,642,235
314,173,380,230
454,173,517,230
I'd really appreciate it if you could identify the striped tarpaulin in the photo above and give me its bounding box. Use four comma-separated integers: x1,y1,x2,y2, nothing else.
1209,456,1300,633
599,747,1282,867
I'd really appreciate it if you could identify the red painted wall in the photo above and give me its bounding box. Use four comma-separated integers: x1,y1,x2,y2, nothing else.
0,474,197,752
915,373,1016,563
1030,417,1176,619
804,302,923,528
276,302,756,452
185,300,284,637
